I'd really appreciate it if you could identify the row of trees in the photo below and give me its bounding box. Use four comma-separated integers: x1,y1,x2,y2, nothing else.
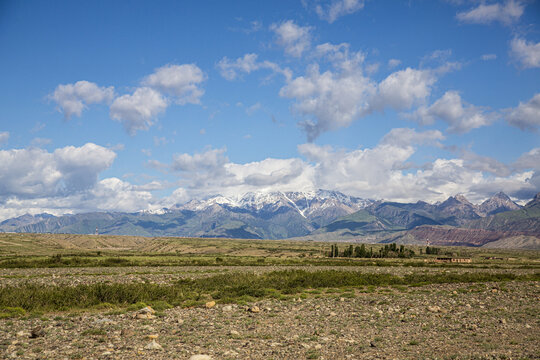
328,243,416,259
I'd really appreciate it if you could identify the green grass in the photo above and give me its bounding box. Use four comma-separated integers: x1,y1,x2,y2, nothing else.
2,253,538,269
0,269,537,313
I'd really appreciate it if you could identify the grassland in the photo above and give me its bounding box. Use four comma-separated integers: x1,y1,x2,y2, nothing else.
0,233,538,359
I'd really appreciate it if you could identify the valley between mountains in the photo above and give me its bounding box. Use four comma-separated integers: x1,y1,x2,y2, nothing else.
1,190,539,249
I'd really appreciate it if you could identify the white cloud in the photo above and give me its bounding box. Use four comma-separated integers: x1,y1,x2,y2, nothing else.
315,0,365,23
54,143,116,192
456,0,524,26
49,81,114,119
142,64,205,104
0,131,8,146
514,147,540,170
481,54,497,61
372,68,436,111
280,63,375,141
388,59,401,68
270,20,312,58
510,37,540,69
458,149,512,177
30,138,52,147
0,143,115,199
3,130,537,220
505,93,540,131
87,178,154,212
246,102,262,116
0,177,157,221
409,91,494,133
314,42,366,72
217,53,292,81
282,41,448,141
110,87,168,135
379,128,445,148
172,147,229,173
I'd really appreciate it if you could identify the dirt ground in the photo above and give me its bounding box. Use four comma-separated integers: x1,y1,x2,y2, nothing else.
1,280,538,360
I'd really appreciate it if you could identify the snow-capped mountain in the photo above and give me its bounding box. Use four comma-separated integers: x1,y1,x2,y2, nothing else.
173,190,372,225
0,190,373,239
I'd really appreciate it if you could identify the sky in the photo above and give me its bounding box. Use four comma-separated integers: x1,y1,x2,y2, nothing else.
0,0,539,220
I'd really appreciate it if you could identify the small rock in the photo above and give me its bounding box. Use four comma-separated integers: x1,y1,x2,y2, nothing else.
139,306,155,314
499,319,507,324
314,344,323,350
136,313,156,319
30,326,45,338
370,341,377,348
340,297,345,302
16,331,29,337
223,350,238,357
144,340,163,351
229,330,240,336
248,306,260,313
222,305,233,312
330,312,337,316
205,301,216,309
121,329,135,337
146,334,159,340
427,306,441,313
134,306,156,319
101,351,113,356
189,355,213,360
525,324,532,329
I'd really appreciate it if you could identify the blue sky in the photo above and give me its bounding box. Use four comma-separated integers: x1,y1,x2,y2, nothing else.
0,0,539,219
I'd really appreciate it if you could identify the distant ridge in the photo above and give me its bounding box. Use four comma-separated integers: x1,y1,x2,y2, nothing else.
1,191,538,249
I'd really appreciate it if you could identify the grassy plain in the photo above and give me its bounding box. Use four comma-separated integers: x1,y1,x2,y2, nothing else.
0,233,538,359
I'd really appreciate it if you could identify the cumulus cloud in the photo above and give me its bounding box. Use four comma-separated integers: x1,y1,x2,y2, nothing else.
0,143,115,199
54,143,116,192
270,20,312,57
315,0,365,23
49,81,114,119
505,93,540,131
280,63,375,141
142,64,205,104
409,91,494,133
456,0,524,26
510,37,540,69
166,147,313,197
372,68,436,111
0,131,8,146
110,87,168,135
217,53,292,81
281,40,448,141
172,147,229,173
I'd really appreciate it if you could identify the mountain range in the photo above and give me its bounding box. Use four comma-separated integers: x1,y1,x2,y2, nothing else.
1,190,538,249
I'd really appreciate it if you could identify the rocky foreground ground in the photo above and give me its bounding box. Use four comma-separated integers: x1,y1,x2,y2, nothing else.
1,280,538,360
